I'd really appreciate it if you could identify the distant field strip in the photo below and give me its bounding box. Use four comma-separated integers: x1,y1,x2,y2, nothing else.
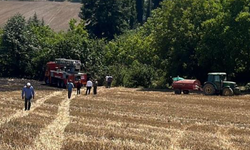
0,1,81,31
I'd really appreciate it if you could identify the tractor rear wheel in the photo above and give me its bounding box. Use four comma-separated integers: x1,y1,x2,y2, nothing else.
222,88,233,96
203,84,215,95
174,89,181,94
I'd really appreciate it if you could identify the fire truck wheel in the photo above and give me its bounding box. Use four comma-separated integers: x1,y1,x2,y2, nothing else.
60,82,64,88
57,81,61,88
45,78,49,85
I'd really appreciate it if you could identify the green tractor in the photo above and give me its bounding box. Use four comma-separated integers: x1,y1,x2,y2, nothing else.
203,72,240,96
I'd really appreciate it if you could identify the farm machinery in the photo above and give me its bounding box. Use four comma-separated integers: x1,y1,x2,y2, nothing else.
172,72,240,96
44,58,87,88
203,72,240,96
172,77,202,94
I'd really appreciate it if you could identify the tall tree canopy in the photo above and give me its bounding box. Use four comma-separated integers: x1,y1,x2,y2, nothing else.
79,0,137,39
106,0,250,86
136,0,144,24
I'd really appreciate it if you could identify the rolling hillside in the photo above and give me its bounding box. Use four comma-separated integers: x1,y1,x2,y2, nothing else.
0,1,82,32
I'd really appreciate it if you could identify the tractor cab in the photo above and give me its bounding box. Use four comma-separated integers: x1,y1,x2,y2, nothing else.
208,73,227,82
207,72,227,91
203,72,240,96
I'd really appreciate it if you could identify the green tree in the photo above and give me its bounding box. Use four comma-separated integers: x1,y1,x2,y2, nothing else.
0,29,5,76
79,0,137,39
197,0,250,81
1,14,28,77
136,0,144,24
146,0,152,19
152,0,163,9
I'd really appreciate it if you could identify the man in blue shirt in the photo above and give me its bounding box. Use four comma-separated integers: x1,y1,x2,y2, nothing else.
22,82,35,111
67,80,74,99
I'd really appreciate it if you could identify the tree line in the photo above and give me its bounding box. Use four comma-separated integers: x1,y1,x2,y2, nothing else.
0,0,249,88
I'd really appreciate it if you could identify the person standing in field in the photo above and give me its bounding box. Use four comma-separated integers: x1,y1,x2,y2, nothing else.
22,82,35,111
105,75,109,88
107,76,113,88
93,79,98,95
67,80,74,99
76,80,82,95
85,79,93,95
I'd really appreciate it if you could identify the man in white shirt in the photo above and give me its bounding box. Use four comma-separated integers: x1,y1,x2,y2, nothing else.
85,79,93,95
105,75,109,88
107,76,113,88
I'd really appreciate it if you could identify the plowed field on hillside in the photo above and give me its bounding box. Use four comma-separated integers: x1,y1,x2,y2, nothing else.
0,78,250,149
0,1,81,31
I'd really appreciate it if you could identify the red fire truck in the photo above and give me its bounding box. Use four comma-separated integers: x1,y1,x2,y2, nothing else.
44,58,87,88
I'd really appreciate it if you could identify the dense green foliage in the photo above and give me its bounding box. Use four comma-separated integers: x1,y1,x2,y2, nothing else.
79,0,137,39
79,0,163,39
0,14,106,80
0,0,249,88
106,0,250,87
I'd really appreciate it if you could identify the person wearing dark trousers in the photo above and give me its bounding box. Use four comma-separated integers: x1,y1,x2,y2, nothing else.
107,76,113,88
105,75,109,88
67,80,74,99
22,82,35,111
93,80,98,95
85,79,93,95
76,80,82,95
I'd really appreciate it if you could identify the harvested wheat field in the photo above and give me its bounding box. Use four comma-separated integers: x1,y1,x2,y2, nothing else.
0,1,81,32
0,78,250,150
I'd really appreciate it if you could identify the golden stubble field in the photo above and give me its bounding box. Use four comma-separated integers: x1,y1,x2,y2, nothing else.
0,78,250,150
0,1,81,32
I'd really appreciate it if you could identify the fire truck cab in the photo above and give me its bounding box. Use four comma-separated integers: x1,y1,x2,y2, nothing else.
44,58,87,88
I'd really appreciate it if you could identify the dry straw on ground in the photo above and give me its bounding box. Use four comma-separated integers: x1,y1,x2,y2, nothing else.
0,78,250,150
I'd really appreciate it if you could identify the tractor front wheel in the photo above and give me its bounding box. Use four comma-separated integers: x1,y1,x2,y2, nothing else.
203,84,215,95
234,88,241,95
222,88,233,96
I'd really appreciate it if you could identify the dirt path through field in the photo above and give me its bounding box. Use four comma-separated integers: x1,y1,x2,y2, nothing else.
30,92,75,150
0,91,62,127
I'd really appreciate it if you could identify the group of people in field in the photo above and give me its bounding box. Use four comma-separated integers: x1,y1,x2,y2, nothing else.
67,78,98,99
21,76,113,110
